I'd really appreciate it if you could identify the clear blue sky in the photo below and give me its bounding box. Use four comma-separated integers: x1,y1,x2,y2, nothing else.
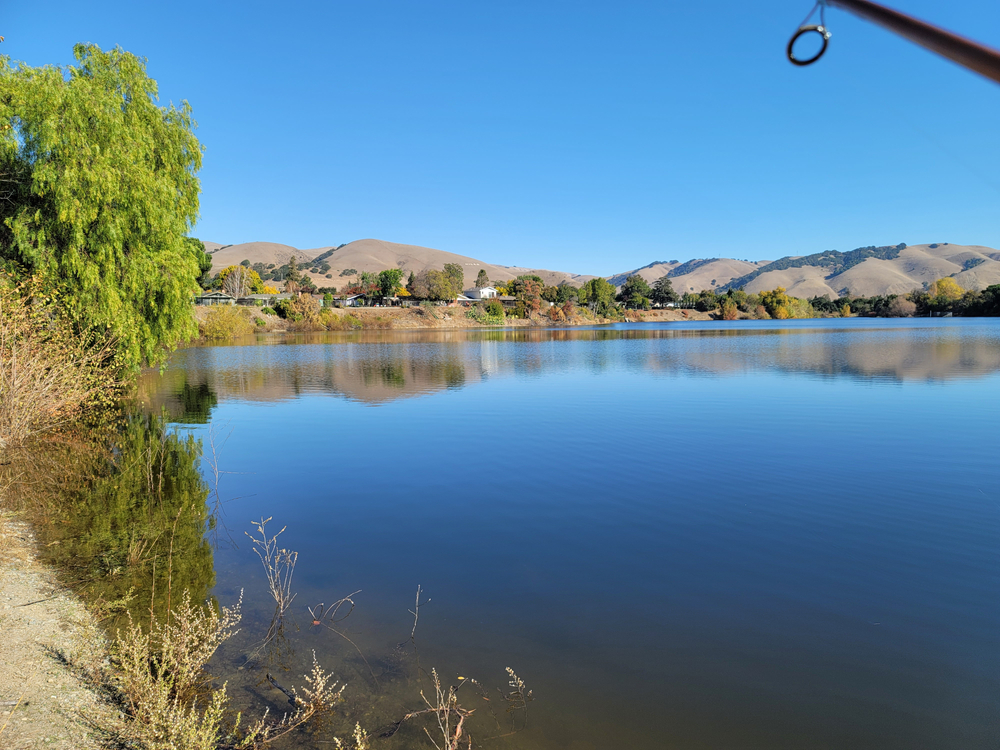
8,1,1000,274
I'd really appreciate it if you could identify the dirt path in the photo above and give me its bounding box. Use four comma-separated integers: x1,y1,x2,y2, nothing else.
0,515,107,750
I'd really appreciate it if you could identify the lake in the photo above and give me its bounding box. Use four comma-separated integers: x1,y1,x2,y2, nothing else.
141,318,1000,749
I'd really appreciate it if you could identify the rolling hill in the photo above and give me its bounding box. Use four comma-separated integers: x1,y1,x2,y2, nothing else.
207,238,597,290
204,238,1000,298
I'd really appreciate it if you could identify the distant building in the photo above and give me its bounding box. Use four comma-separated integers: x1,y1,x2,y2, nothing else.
464,287,498,300
194,291,236,306
237,293,292,306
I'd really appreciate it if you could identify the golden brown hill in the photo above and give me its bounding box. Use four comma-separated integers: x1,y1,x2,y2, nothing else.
201,238,1000,297
204,238,595,289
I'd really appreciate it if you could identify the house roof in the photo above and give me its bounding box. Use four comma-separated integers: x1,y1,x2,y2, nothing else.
197,291,235,299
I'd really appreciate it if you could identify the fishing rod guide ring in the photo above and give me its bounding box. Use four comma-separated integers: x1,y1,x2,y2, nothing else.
788,24,832,66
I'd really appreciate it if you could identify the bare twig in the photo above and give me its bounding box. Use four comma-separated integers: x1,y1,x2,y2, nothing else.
310,591,380,690
409,584,430,641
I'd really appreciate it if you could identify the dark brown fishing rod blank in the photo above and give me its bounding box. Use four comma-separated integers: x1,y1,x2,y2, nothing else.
792,0,1000,85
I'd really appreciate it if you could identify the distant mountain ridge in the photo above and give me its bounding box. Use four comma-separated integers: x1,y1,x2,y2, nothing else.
204,238,1000,298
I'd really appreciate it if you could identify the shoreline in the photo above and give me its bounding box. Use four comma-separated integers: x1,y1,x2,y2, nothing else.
0,514,108,750
193,303,716,335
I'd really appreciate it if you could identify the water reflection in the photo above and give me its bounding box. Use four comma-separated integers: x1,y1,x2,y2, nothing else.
140,322,1000,415
30,415,216,629
129,318,1000,750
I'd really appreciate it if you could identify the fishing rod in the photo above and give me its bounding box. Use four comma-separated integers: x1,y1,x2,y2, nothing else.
788,0,1000,85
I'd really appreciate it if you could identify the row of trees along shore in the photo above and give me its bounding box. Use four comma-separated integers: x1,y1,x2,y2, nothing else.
614,274,1000,319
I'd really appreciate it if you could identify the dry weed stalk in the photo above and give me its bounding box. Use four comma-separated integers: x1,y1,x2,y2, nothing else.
418,669,474,750
409,583,431,641
241,651,346,747
498,667,533,732
246,517,298,616
331,722,371,749
308,591,381,689
381,667,533,745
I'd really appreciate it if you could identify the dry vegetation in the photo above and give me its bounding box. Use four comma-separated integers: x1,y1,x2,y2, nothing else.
88,591,346,750
0,278,119,450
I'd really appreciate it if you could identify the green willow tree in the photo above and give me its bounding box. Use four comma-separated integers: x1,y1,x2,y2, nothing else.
0,44,205,368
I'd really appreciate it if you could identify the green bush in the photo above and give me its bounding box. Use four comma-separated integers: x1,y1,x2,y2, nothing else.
260,306,276,316
466,304,505,326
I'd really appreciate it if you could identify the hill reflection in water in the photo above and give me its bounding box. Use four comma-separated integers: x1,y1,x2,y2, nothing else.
141,320,1000,420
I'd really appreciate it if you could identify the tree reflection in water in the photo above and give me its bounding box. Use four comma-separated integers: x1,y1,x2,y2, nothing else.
31,414,215,630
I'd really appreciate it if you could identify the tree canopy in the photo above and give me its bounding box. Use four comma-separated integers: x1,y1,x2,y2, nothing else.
411,268,461,300
651,275,679,305
378,268,404,298
617,275,652,309
578,277,618,315
0,44,204,368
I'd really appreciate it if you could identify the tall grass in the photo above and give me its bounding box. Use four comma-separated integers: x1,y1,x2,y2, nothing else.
0,277,118,449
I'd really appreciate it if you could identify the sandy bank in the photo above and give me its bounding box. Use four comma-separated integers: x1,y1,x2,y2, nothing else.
0,515,107,750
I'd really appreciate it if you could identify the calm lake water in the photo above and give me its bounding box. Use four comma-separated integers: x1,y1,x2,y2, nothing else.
142,318,1000,749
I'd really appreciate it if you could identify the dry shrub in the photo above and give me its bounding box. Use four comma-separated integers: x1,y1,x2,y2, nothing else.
0,278,118,449
888,297,917,317
325,313,364,331
283,295,321,330
201,305,255,339
720,301,738,320
100,591,345,750
547,305,564,322
109,592,242,749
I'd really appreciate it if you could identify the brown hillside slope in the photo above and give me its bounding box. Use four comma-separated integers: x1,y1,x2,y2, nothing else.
718,244,1000,298
319,239,596,288
669,259,765,293
206,238,594,289
208,242,318,273
610,259,769,292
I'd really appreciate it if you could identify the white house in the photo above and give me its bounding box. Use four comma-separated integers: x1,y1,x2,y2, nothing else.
464,287,498,300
